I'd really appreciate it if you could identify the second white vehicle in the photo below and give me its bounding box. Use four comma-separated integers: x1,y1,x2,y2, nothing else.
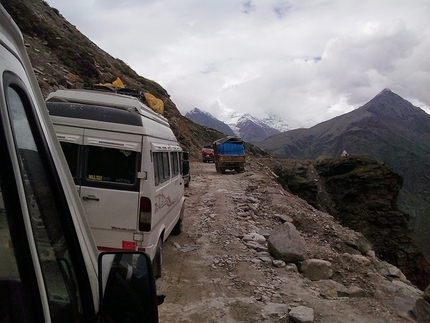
46,88,186,277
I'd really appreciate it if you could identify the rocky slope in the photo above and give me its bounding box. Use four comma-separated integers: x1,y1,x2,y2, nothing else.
158,159,429,322
273,156,430,291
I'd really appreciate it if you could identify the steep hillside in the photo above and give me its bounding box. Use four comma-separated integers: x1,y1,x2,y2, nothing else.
258,89,430,262
0,0,238,159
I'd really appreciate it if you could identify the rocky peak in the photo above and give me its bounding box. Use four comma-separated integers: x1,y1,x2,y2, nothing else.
185,108,236,137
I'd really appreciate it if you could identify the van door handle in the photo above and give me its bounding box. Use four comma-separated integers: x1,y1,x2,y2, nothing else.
82,195,100,201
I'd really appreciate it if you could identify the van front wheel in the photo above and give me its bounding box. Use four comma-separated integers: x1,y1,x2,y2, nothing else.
153,238,163,279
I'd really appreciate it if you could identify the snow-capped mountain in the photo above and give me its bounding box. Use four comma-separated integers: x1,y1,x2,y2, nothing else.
185,108,291,143
185,108,235,136
233,114,279,142
261,115,291,132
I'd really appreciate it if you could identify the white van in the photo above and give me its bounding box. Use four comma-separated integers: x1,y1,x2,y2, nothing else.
45,87,185,277
0,4,160,322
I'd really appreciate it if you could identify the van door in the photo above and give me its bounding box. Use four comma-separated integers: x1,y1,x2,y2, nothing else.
80,129,142,251
0,66,96,322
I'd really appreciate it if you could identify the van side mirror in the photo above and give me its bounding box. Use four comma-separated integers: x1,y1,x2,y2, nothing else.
98,251,160,323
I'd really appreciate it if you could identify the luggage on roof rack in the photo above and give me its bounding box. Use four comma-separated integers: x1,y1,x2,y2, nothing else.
83,83,146,102
117,87,145,100
82,78,164,114
83,83,115,92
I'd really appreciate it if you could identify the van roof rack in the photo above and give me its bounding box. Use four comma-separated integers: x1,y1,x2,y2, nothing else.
83,83,147,103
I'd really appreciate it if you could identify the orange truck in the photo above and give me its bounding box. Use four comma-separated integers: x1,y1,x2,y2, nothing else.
202,145,215,163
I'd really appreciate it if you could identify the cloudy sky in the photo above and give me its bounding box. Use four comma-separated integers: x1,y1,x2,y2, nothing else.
46,0,430,128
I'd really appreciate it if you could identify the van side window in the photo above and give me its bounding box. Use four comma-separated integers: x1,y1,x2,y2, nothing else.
60,142,80,179
86,146,138,186
171,152,179,177
1,80,91,322
153,152,170,186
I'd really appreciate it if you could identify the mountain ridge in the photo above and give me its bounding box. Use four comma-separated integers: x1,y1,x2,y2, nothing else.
257,89,430,264
185,107,236,137
186,107,290,142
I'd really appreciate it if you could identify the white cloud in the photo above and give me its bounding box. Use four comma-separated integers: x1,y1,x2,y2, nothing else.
46,0,430,128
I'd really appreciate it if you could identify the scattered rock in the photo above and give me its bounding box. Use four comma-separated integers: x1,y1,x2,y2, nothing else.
274,213,294,223
262,302,289,319
273,260,286,268
300,259,333,281
378,261,407,280
259,256,273,264
289,305,314,323
314,279,348,299
243,240,267,252
243,232,266,244
173,242,198,252
343,233,373,254
258,228,271,238
156,160,424,322
286,263,299,273
268,222,308,263
346,285,367,297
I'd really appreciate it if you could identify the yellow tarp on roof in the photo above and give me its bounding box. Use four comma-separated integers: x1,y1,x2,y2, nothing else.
94,78,164,115
97,77,124,88
144,92,164,115
112,77,124,87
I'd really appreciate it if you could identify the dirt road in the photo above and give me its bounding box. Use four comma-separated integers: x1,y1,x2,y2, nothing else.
157,160,419,323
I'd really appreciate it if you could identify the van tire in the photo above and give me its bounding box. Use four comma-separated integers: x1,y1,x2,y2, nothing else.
171,218,183,235
172,203,184,235
153,238,163,279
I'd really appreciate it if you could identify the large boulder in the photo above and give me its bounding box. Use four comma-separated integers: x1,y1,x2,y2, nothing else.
268,222,307,263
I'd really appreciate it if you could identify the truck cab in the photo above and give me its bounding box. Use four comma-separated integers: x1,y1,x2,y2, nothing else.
201,145,214,163
0,5,160,322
